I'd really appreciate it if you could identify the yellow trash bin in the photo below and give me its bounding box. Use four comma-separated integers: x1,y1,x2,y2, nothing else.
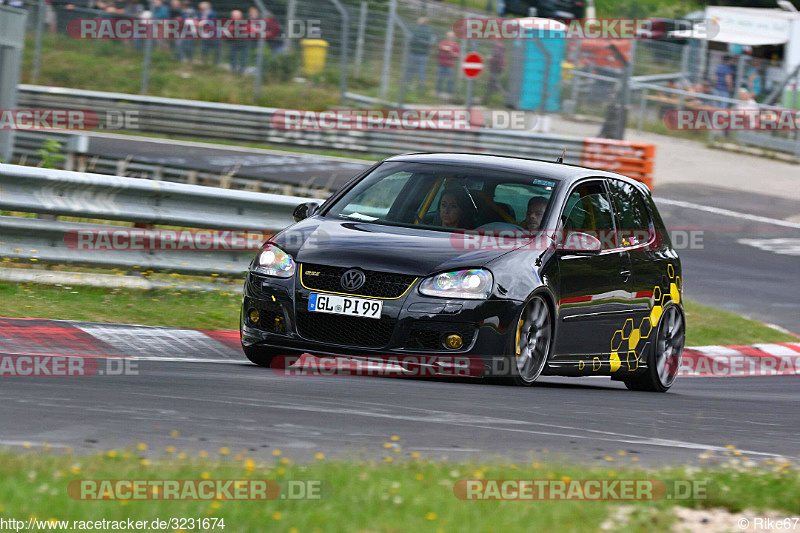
300,39,329,75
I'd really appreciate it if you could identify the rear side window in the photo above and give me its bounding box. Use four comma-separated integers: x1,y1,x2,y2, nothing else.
608,179,653,247
561,181,617,249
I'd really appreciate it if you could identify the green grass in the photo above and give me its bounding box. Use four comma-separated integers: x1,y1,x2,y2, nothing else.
0,280,795,344
0,280,241,330
684,300,797,346
0,448,797,532
22,34,340,110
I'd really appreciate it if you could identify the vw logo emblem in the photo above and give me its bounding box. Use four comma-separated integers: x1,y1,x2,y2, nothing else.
340,269,366,291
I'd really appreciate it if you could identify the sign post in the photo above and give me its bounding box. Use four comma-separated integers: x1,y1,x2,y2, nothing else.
461,52,484,111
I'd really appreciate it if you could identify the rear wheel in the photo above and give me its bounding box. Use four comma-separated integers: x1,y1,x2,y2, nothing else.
242,345,281,368
624,305,684,392
495,295,552,386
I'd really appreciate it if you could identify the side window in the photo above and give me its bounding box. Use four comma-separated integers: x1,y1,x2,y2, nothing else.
561,181,616,249
608,179,653,247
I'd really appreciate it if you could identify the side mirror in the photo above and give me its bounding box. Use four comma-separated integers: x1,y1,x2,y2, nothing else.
556,231,602,255
293,201,320,222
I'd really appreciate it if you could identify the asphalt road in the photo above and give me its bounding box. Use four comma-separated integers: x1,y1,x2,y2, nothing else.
3,138,797,467
87,134,370,189
655,184,800,334
1,360,798,465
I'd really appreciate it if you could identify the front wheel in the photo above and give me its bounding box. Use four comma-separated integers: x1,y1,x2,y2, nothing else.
624,305,685,392
493,295,553,386
242,344,281,368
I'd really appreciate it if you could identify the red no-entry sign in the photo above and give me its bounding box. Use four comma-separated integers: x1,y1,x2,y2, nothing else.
461,53,484,78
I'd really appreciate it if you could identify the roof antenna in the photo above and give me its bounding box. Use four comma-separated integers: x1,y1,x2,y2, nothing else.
556,148,566,164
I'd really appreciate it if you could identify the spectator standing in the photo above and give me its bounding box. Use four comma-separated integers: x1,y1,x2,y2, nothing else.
406,17,434,92
178,0,196,63
436,31,460,97
152,0,168,18
198,1,220,66
746,59,763,100
485,40,506,102
713,55,736,108
228,9,248,74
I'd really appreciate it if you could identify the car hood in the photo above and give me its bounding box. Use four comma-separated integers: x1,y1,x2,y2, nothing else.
272,218,520,276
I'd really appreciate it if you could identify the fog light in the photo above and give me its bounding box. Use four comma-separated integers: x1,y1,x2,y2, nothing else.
444,334,463,350
273,316,285,333
248,308,260,325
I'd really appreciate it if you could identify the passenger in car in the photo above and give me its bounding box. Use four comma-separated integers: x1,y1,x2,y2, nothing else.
523,196,548,230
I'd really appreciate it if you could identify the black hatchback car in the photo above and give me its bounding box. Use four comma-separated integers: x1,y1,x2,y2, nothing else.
240,153,684,392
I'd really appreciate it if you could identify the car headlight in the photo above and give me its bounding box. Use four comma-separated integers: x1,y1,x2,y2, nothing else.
419,269,493,299
252,244,295,278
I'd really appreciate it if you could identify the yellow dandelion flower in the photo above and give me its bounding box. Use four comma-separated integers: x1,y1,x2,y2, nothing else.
425,512,437,521
314,453,325,460
272,512,283,521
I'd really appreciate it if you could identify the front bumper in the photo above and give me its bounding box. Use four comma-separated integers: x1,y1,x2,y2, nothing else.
240,271,522,368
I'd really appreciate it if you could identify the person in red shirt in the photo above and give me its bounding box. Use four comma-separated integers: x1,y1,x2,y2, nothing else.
436,31,460,97
486,40,506,102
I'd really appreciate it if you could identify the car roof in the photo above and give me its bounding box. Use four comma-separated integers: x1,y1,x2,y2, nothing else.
384,152,643,189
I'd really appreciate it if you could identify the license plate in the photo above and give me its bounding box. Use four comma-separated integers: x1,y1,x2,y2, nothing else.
308,293,383,319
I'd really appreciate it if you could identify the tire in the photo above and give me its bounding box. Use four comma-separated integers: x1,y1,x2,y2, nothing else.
624,304,685,392
492,295,553,386
242,344,281,368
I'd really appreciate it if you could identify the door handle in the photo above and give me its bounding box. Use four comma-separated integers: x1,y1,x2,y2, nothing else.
620,270,631,280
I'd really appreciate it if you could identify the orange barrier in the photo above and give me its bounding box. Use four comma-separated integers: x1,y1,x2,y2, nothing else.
581,138,656,190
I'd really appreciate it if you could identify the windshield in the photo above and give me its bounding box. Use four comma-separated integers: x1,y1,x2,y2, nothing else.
324,162,559,232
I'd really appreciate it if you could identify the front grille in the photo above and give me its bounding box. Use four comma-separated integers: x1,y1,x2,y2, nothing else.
296,312,396,348
301,263,417,299
404,322,477,351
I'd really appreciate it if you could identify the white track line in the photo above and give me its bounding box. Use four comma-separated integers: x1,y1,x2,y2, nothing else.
655,197,800,230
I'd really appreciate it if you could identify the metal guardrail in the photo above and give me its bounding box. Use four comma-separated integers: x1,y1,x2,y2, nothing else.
0,164,305,275
14,85,656,185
